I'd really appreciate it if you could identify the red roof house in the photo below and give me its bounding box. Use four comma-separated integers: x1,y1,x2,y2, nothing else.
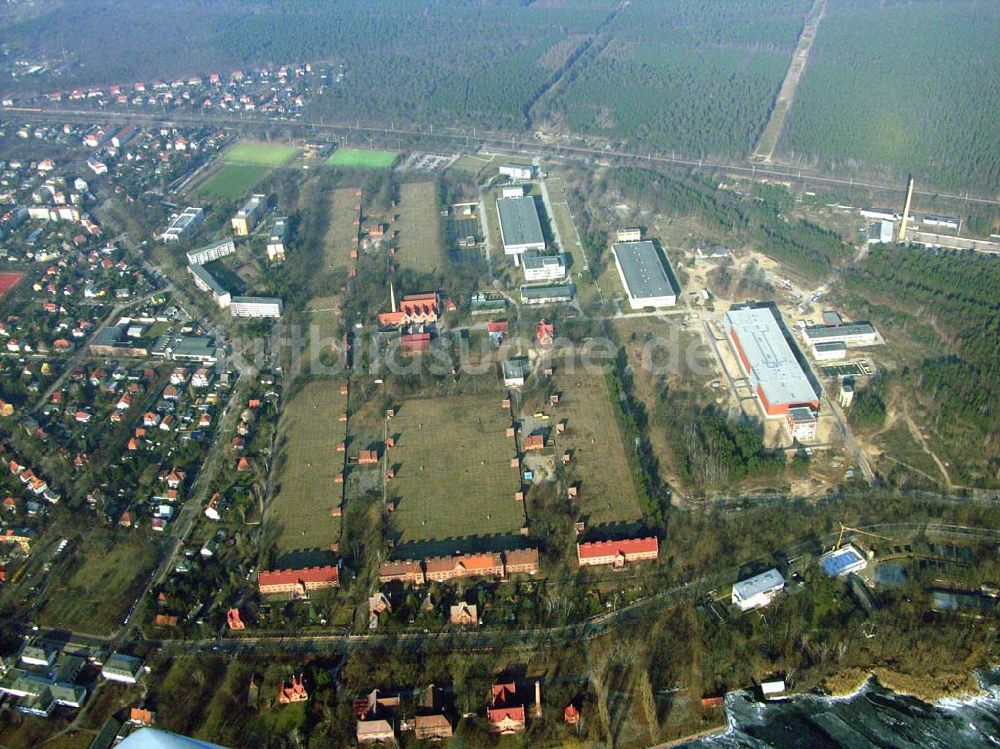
576,537,659,568
400,332,431,352
258,566,340,596
536,319,555,346
488,683,526,734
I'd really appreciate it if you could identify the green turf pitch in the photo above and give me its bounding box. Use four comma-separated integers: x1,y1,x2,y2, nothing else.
197,164,271,199
325,148,399,169
222,141,300,166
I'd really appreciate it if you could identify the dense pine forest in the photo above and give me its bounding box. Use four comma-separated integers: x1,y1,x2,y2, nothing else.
3,0,618,130
4,0,999,190
844,247,1000,485
541,0,808,157
779,0,1000,192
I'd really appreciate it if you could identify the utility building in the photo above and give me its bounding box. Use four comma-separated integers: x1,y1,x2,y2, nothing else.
725,306,818,417
731,569,785,611
499,164,534,181
611,240,679,308
803,322,880,348
497,196,545,260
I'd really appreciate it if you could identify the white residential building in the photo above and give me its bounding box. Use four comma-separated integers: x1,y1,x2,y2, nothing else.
267,217,288,262
521,252,567,283
731,569,785,611
186,237,235,265
101,653,144,684
187,264,231,308
499,164,534,181
229,296,283,318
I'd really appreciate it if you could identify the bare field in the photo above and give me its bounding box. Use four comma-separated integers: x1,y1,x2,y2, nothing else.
386,394,524,556
35,529,159,635
613,316,720,486
550,368,644,529
449,153,496,177
301,295,342,372
323,187,361,273
270,380,348,554
396,181,445,273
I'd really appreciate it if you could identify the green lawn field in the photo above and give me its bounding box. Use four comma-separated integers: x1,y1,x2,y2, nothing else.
324,187,361,272
396,181,445,273
270,380,348,554
222,141,300,166
197,164,271,200
326,148,399,169
386,394,524,557
551,369,644,529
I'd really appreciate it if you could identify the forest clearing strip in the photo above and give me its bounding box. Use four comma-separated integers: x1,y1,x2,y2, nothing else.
752,0,827,162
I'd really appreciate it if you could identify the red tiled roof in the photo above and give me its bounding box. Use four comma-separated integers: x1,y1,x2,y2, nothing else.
379,560,421,577
378,311,407,326
425,553,502,575
401,332,431,351
492,683,517,704
523,434,544,450
505,548,539,567
577,537,658,559
259,566,339,588
488,706,525,723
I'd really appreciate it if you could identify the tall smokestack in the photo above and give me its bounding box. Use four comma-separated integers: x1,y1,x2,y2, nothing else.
898,176,914,243
389,281,397,313
533,680,542,717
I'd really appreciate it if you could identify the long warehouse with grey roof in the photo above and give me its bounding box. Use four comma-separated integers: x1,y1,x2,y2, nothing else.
611,240,679,308
496,195,545,258
725,306,819,417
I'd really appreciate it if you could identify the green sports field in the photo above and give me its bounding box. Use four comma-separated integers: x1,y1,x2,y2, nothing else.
197,164,271,200
221,141,300,166
326,148,399,169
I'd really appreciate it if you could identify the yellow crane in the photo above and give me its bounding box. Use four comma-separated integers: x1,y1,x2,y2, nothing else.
836,524,890,550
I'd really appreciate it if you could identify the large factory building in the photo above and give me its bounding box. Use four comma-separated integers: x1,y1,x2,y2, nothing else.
725,306,819,417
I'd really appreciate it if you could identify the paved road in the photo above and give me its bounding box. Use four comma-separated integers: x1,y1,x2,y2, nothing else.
477,195,495,283
6,105,1000,207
